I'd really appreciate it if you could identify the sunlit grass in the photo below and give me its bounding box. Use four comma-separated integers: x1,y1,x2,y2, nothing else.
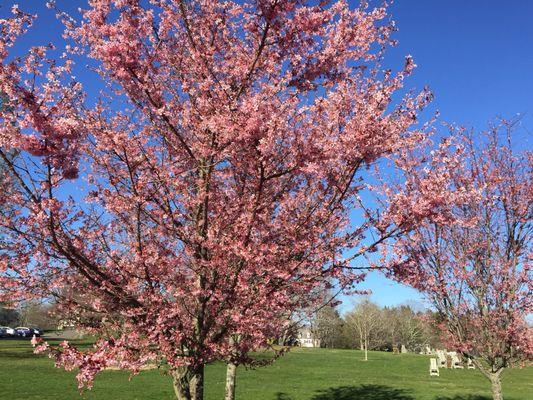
0,339,531,400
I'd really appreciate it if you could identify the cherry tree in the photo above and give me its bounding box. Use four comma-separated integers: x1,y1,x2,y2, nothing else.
1,1,434,399
391,125,532,400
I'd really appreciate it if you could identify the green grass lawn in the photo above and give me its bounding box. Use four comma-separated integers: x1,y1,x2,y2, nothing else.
0,339,531,400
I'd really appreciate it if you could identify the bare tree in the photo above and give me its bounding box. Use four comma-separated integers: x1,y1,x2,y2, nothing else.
17,301,59,330
345,299,383,360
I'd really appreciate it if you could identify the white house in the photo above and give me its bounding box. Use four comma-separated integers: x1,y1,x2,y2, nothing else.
297,327,321,348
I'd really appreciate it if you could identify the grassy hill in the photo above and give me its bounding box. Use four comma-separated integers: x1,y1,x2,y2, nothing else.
0,339,531,400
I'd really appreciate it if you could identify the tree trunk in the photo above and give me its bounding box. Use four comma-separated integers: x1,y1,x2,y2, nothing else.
190,364,204,400
172,365,204,400
224,362,237,400
490,374,503,400
172,366,192,400
364,337,368,361
472,360,504,400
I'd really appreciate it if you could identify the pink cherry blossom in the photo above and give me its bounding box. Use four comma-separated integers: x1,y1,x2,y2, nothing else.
390,124,532,400
0,2,438,399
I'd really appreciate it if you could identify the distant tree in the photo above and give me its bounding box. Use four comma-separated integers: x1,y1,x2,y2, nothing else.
276,314,300,347
422,310,446,350
312,304,344,349
393,125,533,400
345,299,383,360
383,305,429,352
0,302,19,326
342,302,432,353
339,318,358,349
18,301,59,330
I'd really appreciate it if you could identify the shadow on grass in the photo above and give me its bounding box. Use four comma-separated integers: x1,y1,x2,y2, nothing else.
276,384,414,400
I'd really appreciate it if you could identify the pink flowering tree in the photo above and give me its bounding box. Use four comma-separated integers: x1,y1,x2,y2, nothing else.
0,1,434,399
391,124,532,400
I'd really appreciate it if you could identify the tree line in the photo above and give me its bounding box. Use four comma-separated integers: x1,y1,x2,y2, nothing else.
0,302,60,330
304,300,441,355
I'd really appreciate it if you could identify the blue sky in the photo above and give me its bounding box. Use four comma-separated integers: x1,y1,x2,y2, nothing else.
339,0,533,312
386,0,533,130
2,1,532,312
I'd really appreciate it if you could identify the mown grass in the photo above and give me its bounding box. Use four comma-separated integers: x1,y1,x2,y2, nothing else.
0,339,531,400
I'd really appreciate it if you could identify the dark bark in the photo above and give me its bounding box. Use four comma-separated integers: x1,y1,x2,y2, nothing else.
190,364,204,400
172,364,204,400
172,366,192,400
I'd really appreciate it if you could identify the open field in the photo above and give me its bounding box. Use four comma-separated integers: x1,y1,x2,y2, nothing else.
0,339,531,400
